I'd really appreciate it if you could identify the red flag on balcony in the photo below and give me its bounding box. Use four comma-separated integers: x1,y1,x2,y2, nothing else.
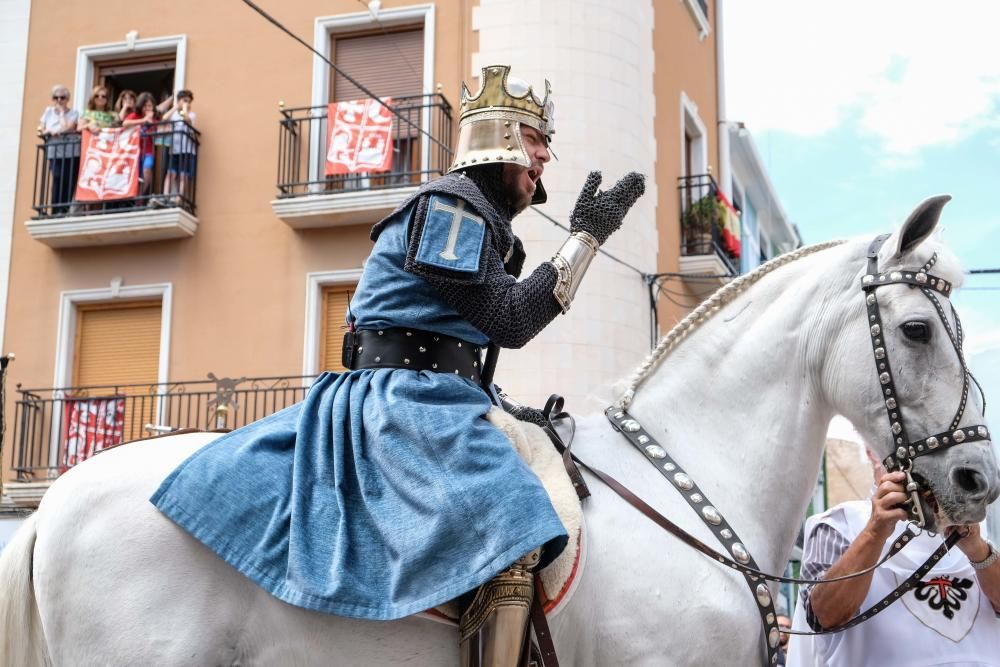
74,128,141,201
60,395,126,470
325,98,394,175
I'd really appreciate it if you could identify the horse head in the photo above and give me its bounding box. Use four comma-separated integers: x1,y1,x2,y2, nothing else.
825,196,998,531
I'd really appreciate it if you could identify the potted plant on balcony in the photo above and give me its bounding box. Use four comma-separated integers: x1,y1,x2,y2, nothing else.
682,193,725,255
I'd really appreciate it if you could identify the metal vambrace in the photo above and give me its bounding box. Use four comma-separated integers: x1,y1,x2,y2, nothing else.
550,231,600,313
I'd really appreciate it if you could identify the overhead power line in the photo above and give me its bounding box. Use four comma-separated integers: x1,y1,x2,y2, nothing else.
242,0,655,280
241,0,448,154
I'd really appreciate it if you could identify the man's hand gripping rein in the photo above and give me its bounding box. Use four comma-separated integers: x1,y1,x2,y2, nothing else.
551,171,646,312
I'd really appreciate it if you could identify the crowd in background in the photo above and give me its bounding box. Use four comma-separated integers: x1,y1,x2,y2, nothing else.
39,83,198,213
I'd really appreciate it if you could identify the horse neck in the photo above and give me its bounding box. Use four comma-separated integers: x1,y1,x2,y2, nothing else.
626,245,856,571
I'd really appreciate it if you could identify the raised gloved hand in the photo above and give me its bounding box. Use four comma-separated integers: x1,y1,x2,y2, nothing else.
569,171,646,245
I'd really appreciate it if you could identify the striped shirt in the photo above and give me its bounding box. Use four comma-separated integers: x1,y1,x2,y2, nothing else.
799,521,852,631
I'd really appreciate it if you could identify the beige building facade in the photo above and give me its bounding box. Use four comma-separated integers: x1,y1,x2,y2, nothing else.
2,0,795,502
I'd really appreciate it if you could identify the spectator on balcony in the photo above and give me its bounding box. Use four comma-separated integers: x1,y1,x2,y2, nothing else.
121,92,161,203
162,90,197,205
115,89,137,125
76,85,116,133
40,85,80,214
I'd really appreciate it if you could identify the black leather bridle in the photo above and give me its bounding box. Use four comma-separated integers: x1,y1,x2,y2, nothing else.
576,235,994,664
862,234,990,526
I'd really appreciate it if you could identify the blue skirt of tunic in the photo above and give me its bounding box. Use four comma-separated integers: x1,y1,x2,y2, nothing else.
150,370,567,620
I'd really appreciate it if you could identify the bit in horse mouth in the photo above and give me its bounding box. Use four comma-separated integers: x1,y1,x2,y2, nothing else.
908,471,942,526
922,489,940,515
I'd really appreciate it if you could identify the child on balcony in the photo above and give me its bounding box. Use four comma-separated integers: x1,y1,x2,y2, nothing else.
162,90,197,206
121,92,161,205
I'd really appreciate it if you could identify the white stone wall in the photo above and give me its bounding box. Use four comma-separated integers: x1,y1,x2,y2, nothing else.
0,0,32,351
472,0,657,411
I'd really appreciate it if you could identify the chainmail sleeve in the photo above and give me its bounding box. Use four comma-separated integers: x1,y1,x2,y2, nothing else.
430,257,562,349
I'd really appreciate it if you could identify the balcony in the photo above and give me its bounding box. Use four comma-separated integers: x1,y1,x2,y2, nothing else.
7,374,315,506
25,122,200,248
272,94,453,229
678,174,741,282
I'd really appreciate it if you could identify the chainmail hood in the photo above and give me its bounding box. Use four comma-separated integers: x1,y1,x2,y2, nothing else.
458,164,518,222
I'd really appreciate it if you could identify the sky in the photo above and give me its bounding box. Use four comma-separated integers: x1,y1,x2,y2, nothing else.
724,0,1000,421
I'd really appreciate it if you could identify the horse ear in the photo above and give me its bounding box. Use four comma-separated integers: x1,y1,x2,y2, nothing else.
894,194,951,257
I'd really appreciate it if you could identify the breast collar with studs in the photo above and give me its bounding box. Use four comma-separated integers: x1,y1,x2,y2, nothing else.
862,233,990,527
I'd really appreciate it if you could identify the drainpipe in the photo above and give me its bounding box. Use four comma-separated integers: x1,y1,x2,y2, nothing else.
714,0,733,201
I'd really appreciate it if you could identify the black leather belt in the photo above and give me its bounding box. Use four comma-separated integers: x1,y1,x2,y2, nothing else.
342,328,483,383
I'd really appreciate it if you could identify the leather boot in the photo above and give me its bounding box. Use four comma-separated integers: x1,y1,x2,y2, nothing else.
460,548,541,667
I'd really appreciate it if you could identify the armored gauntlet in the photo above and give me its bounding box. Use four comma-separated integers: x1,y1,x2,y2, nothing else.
569,170,646,243
551,171,646,311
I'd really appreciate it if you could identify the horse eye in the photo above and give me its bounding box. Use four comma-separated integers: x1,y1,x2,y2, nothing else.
902,321,931,342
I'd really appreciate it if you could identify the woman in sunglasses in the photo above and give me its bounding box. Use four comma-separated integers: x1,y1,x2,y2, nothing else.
40,85,80,214
77,85,116,133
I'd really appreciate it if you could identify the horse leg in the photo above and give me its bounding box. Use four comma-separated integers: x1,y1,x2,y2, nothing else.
0,513,48,667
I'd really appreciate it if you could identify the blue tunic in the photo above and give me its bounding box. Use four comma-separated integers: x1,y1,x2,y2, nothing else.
151,194,567,620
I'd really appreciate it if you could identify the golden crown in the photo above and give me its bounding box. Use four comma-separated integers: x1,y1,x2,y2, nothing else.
459,65,552,132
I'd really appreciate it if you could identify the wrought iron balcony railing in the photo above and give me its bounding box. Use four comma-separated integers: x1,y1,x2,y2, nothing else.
31,121,200,220
276,94,453,198
678,173,740,277
11,374,315,481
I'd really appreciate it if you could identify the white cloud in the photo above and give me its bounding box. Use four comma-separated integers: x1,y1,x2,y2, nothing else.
724,1,1000,156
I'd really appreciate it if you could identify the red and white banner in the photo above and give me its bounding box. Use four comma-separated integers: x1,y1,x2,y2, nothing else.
61,396,126,469
325,98,394,176
75,127,141,201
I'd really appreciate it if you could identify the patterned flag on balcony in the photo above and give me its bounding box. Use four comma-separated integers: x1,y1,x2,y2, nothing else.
325,98,394,175
74,127,141,201
61,395,126,470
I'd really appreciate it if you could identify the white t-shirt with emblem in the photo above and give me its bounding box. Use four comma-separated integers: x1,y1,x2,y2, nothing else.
788,500,1000,667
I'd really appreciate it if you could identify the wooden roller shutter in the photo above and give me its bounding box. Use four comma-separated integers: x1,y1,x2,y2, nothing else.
73,301,162,441
331,28,424,102
319,286,356,372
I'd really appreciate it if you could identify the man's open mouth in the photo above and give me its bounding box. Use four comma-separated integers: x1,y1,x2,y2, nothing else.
526,166,542,186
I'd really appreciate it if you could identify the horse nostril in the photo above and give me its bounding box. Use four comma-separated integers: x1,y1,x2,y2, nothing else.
952,467,989,499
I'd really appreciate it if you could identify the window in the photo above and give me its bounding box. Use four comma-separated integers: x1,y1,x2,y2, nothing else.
680,93,708,178
684,131,694,179
683,0,711,39
95,54,176,110
331,28,424,101
72,300,162,441
327,27,425,189
318,285,356,372
740,196,761,274
75,35,187,116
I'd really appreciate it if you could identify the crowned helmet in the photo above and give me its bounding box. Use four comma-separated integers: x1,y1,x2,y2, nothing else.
449,65,555,204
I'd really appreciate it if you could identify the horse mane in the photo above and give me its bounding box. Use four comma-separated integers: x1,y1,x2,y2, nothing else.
617,239,848,408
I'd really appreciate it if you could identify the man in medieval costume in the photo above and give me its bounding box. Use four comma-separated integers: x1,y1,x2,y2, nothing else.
151,65,645,666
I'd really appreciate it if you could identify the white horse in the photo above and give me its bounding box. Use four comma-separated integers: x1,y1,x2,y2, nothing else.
1,197,996,666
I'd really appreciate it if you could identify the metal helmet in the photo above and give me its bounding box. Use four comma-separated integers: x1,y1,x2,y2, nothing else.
449,65,555,204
